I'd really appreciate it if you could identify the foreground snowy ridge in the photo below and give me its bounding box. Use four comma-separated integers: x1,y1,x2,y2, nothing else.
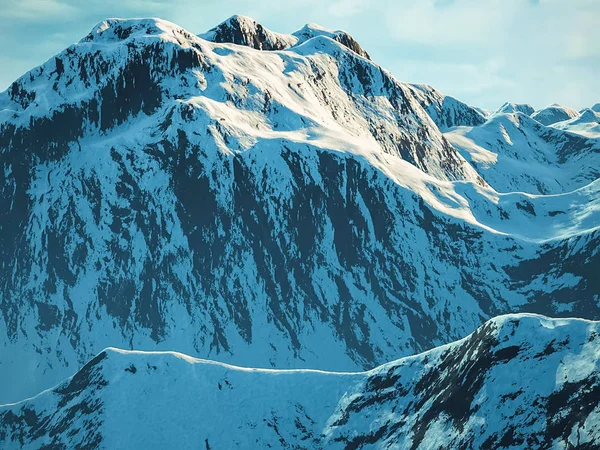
0,15,598,404
1,314,599,449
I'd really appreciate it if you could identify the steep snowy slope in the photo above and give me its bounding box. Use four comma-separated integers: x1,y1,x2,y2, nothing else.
552,108,600,138
0,17,598,405
2,314,599,449
406,83,487,130
531,103,579,126
445,111,600,194
200,18,481,132
492,102,535,116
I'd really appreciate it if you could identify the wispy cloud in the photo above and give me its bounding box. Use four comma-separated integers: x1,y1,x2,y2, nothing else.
0,0,77,20
374,0,600,109
327,0,370,17
380,0,599,60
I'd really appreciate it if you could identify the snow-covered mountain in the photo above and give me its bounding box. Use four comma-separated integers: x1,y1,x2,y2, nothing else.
531,103,580,126
2,314,599,449
552,108,600,139
493,102,535,116
445,111,600,194
0,15,598,408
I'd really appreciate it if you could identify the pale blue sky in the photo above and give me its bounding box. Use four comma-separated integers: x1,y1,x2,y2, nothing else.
0,0,598,111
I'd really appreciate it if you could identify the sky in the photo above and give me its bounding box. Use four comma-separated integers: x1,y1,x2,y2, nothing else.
0,0,598,111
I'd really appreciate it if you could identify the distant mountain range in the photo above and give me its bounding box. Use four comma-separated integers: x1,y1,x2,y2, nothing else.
0,15,598,448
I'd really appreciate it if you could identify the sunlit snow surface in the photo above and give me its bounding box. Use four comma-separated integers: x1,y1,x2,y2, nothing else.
445,112,600,195
1,314,600,449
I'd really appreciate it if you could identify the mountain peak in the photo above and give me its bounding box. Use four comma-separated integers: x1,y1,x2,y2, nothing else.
84,17,184,43
407,83,487,130
224,14,256,25
494,102,535,116
197,15,371,59
198,15,297,51
214,14,270,36
578,108,600,122
299,22,330,33
531,103,579,126
292,23,370,60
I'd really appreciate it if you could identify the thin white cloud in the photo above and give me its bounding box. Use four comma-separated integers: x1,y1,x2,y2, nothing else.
375,0,599,109
0,0,77,20
384,0,517,47
327,0,370,17
381,0,600,60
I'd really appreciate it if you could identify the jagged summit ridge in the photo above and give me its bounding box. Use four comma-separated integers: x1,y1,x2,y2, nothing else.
198,14,371,59
198,14,297,51
0,15,482,183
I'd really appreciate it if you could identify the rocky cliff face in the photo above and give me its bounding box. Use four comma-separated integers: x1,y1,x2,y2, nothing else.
0,17,598,405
